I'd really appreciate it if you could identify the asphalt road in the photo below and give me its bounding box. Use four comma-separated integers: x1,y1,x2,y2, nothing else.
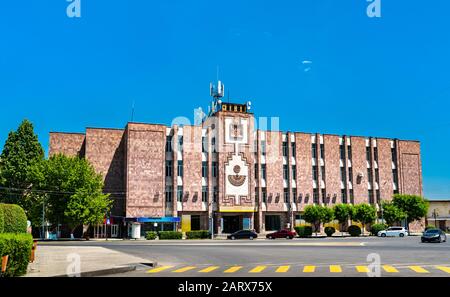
41,236,450,277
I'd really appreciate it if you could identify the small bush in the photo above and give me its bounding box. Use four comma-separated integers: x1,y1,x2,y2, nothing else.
0,233,33,277
370,223,388,236
186,230,210,239
145,231,158,240
0,204,27,234
158,231,182,240
0,205,4,233
324,226,335,237
294,226,313,238
347,225,362,237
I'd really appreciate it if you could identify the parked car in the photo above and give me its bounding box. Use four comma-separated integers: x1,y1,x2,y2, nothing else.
266,229,296,239
227,230,258,240
377,226,409,237
421,228,447,243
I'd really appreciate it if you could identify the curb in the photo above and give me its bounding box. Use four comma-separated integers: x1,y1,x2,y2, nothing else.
51,262,157,277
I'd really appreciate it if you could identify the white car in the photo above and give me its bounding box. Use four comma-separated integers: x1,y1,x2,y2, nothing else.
377,227,409,237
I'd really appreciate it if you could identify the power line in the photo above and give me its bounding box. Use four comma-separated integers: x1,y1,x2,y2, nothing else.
0,186,126,196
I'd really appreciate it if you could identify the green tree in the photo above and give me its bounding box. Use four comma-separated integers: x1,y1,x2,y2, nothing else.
354,203,377,235
392,194,429,230
0,120,44,210
333,204,351,236
381,201,406,226
321,206,334,225
303,205,322,236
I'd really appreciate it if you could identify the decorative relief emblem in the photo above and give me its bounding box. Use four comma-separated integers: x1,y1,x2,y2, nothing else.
229,120,243,141
228,165,246,187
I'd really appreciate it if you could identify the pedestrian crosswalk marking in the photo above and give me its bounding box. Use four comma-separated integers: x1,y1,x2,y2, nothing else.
147,266,174,273
330,265,342,273
173,266,196,273
249,265,267,273
199,266,220,273
303,265,316,273
408,266,429,273
355,266,369,273
382,265,399,273
276,266,290,273
224,266,243,273
436,266,450,274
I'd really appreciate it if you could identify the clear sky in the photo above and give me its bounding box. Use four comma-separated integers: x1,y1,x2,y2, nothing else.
0,1,449,199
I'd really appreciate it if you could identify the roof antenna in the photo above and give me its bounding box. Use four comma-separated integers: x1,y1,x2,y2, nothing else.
131,100,135,122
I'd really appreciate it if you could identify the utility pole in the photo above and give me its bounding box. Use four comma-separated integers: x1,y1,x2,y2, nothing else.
41,198,45,240
432,209,438,228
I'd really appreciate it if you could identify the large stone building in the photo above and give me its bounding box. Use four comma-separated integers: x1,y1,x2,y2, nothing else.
49,84,423,237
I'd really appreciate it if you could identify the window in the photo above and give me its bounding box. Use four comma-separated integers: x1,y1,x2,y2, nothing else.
177,186,183,202
312,166,318,181
284,188,290,203
321,166,326,181
376,190,381,204
165,136,173,152
165,186,173,202
255,187,259,203
348,167,353,183
211,137,216,153
312,143,317,159
322,189,327,203
261,140,266,156
313,189,319,204
375,168,379,183
255,163,259,179
341,189,347,204
291,142,296,157
202,137,206,153
282,141,288,157
292,188,297,203
349,189,354,204
366,146,372,162
213,186,218,202
283,165,289,180
212,161,218,177
374,147,378,162
202,161,207,178
367,168,373,183
320,144,325,159
392,168,399,185
368,189,374,204
262,187,267,203
202,186,208,202
178,136,183,152
340,144,345,160
254,140,258,155
391,147,397,163
292,165,297,180
177,161,183,177
165,160,172,177
340,167,346,183
347,145,352,160
261,164,267,180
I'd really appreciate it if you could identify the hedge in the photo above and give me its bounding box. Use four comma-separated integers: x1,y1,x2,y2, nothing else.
324,226,335,237
370,223,388,236
0,233,33,277
347,225,362,237
145,231,158,240
158,231,182,240
294,226,313,238
0,204,27,234
0,205,4,233
186,230,210,239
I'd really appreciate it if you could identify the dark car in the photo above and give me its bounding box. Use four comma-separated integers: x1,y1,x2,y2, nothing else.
227,230,258,240
421,228,447,243
266,229,296,239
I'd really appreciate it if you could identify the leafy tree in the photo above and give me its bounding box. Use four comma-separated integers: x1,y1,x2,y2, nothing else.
303,205,334,236
392,194,429,230
0,120,44,210
321,206,334,225
381,201,406,226
333,204,351,235
354,203,377,235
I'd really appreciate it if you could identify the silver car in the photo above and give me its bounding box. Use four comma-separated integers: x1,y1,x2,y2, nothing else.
377,226,409,237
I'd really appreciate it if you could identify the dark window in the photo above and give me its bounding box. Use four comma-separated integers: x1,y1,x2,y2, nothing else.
322,189,327,203
212,161,218,177
291,142,296,157
202,137,206,153
340,144,345,160
165,136,173,152
211,137,216,153
165,186,173,202
178,136,183,152
202,186,208,202
255,187,259,203
312,143,317,159
367,168,373,183
177,186,183,202
313,189,319,204
292,188,297,203
191,215,200,231
284,188,290,203
366,146,371,162
255,163,259,179
321,166,326,181
261,140,266,156
213,186,218,202
320,144,325,159
374,147,378,162
376,190,381,204
349,189,354,204
392,168,399,185
262,187,267,203
165,160,172,177
254,140,258,155
348,167,353,183
283,165,289,180
177,161,183,177
341,189,347,204
292,165,297,180
347,145,352,160
375,168,379,183
282,142,288,157
312,166,318,181
202,161,207,178
391,147,397,163
368,189,374,204
340,167,346,183
261,164,267,180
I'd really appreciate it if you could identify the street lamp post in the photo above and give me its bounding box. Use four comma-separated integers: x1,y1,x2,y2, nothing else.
432,209,439,228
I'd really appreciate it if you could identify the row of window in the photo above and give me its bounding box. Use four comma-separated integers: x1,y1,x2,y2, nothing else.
165,186,219,203
166,136,218,153
165,161,218,178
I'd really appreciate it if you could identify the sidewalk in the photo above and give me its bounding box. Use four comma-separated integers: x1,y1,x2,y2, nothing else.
26,245,155,277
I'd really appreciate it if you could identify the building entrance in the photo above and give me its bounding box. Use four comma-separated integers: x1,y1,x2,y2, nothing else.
223,216,240,233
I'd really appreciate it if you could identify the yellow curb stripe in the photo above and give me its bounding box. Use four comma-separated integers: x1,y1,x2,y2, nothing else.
147,266,174,273
382,265,399,273
330,265,342,273
224,266,243,273
303,265,316,273
355,266,370,273
275,266,290,273
173,266,196,273
408,266,429,273
199,266,220,273
249,265,267,273
436,266,450,274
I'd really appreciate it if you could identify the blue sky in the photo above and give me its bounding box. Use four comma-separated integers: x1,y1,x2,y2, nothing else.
0,1,449,199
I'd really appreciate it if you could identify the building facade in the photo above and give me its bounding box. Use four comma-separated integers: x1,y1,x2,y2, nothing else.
426,200,450,232
49,96,423,236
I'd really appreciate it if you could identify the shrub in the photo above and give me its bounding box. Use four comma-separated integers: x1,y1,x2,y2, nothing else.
370,223,388,236
145,231,158,240
0,205,4,233
324,226,335,237
186,230,210,239
0,233,33,277
0,204,27,234
158,231,182,240
347,225,362,237
294,226,313,238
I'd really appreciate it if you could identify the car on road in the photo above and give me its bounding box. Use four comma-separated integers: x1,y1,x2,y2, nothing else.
377,226,409,237
266,229,297,239
227,230,258,240
421,228,447,243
